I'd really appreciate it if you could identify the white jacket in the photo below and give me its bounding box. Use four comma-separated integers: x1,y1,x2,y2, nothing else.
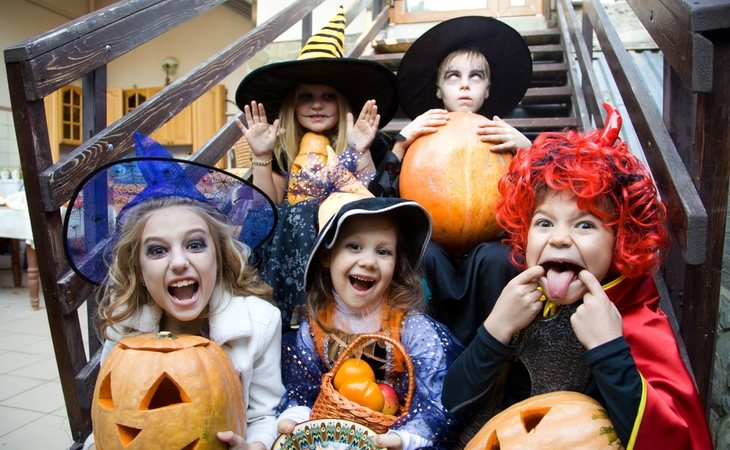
91,291,284,449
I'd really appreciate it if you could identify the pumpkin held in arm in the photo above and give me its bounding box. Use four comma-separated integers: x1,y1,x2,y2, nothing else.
91,332,246,450
400,111,512,256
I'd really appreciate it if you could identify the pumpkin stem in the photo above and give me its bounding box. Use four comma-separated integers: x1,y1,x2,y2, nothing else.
157,331,177,339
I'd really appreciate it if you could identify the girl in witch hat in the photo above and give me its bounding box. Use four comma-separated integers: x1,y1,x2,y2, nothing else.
372,16,534,347
443,104,712,449
67,133,283,450
276,187,462,449
235,6,398,330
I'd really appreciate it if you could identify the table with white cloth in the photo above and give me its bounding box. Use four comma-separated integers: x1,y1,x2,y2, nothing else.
0,191,40,309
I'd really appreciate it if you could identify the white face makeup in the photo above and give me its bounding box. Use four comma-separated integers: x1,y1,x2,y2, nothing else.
526,190,615,304
436,53,490,113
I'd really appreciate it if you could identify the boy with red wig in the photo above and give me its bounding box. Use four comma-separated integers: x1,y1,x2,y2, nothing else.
442,104,712,449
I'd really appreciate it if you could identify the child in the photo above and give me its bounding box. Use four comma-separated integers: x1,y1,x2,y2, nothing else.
275,194,463,450
372,16,534,346
66,133,284,450
442,105,713,449
235,6,398,328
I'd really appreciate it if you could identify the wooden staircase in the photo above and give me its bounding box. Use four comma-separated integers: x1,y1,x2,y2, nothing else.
4,1,725,447
364,25,579,140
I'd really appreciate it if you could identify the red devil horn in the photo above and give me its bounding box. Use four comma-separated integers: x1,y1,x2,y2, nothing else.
597,102,622,146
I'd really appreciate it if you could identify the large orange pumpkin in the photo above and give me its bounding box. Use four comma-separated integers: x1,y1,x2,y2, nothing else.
465,391,624,450
92,332,245,450
400,111,511,255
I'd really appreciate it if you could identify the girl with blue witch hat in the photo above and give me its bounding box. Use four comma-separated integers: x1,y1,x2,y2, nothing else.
66,133,282,450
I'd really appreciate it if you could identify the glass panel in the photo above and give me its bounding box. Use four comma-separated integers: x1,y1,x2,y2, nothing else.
63,123,70,138
405,0,485,12
63,107,70,121
72,106,80,122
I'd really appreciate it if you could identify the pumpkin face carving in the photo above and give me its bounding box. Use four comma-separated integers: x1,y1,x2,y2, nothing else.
399,111,511,256
465,391,624,450
92,332,245,450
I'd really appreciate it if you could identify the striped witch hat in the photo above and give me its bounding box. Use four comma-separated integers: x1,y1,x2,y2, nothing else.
235,6,397,127
298,6,345,59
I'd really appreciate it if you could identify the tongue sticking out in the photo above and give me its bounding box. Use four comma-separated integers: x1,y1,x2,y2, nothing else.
546,268,577,299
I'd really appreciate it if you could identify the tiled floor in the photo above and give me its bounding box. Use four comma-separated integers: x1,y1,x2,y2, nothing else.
0,267,88,449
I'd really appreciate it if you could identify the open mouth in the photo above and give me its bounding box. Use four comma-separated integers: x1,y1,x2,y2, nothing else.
168,279,199,302
349,275,375,292
540,260,584,299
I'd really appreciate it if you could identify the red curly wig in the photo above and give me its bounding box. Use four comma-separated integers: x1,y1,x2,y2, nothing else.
496,128,669,278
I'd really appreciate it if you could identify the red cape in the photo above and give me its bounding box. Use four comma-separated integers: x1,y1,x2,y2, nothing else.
606,275,712,449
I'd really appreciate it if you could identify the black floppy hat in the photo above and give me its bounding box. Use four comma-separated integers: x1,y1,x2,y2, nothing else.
303,197,432,290
235,7,398,127
397,16,532,119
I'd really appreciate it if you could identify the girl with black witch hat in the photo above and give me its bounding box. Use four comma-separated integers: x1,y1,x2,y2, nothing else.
235,7,399,330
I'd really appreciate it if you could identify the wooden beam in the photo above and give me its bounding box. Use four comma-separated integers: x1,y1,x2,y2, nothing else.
39,0,326,212
625,0,713,92
584,0,707,265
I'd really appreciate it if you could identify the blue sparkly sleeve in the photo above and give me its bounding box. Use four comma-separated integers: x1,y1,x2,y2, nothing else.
392,314,463,447
278,322,326,412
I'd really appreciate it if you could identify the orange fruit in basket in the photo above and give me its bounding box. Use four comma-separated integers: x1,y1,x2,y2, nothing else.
337,378,385,412
333,358,376,390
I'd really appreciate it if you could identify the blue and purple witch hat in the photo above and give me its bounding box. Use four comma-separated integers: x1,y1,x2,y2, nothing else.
63,133,277,285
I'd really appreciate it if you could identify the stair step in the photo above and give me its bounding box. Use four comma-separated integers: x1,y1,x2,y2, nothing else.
371,27,561,54
520,85,572,104
383,116,578,133
531,62,568,85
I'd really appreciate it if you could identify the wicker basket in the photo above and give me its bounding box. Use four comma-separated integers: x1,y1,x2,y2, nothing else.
310,333,415,434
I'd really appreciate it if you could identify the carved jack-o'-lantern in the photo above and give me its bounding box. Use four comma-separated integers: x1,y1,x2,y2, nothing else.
465,391,624,450
399,111,511,256
92,332,245,450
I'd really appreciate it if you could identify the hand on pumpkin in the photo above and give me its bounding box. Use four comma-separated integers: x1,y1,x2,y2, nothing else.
236,101,279,162
216,431,266,450
570,270,623,350
484,265,545,344
347,99,380,153
373,431,403,450
475,115,531,154
392,109,449,159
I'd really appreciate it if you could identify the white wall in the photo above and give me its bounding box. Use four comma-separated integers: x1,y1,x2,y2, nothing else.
257,0,369,43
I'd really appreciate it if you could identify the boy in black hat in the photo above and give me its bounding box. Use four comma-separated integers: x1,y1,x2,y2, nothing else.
373,16,534,346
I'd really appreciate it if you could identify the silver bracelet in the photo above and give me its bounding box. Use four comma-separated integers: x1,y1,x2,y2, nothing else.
251,158,273,167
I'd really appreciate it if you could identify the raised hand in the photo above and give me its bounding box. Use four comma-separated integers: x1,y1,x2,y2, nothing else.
347,99,381,153
570,270,623,350
484,265,545,344
235,101,279,160
475,115,531,154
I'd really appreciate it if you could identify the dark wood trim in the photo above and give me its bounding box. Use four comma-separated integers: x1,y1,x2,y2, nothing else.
39,0,326,212
625,0,713,92
4,0,227,101
584,0,707,265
